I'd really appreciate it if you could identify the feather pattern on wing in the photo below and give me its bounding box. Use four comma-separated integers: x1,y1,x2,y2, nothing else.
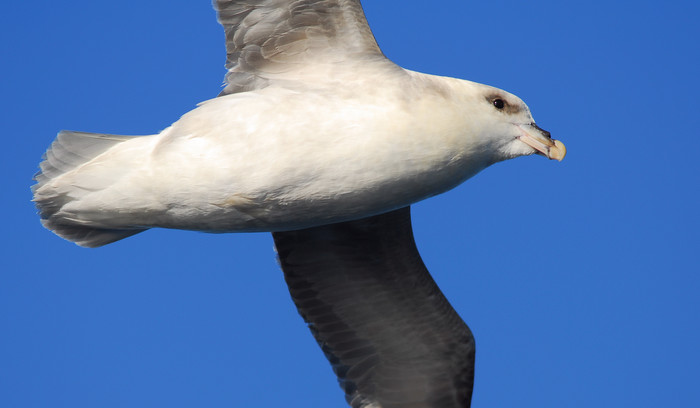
213,0,384,94
274,207,475,408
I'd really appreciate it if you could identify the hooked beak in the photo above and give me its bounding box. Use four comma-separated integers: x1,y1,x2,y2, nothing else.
517,123,566,161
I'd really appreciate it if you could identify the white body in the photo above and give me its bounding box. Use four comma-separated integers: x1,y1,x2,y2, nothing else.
36,69,518,233
33,1,564,247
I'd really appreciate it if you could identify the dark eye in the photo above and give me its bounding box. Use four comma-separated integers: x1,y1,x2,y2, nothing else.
493,99,505,110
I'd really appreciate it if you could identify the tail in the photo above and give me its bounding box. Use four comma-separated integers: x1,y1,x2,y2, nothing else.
32,130,149,247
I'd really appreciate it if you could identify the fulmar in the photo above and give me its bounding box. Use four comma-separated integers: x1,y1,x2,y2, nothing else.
32,1,566,407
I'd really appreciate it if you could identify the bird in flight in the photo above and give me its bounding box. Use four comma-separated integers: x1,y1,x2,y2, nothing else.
33,1,566,407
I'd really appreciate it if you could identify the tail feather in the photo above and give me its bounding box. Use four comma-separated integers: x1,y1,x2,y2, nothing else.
41,220,146,248
33,130,149,247
34,131,136,185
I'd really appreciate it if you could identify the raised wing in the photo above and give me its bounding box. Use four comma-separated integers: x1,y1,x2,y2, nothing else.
213,0,384,95
273,207,475,408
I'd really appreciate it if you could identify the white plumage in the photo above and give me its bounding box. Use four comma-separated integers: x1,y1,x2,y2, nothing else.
32,1,565,247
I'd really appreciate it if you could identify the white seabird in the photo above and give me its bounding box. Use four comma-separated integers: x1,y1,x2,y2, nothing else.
33,1,566,407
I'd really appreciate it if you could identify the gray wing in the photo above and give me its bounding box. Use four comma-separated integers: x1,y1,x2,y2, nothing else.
213,0,384,95
273,207,475,408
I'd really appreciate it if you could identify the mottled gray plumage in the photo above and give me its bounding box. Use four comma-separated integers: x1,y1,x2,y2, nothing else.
274,208,475,408
214,0,384,95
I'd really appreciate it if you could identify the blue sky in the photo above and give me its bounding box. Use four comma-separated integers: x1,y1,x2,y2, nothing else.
2,1,699,407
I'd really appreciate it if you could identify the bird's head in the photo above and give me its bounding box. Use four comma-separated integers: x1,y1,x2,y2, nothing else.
463,83,566,163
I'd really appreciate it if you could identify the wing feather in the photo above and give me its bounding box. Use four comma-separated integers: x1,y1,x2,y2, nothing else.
213,0,384,94
273,208,475,408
